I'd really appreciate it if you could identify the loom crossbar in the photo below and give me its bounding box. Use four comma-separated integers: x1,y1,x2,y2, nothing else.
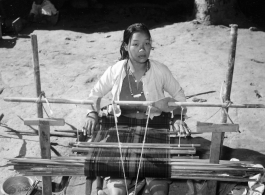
4,97,265,108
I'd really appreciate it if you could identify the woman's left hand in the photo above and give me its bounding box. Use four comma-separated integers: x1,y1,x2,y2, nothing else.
172,120,191,137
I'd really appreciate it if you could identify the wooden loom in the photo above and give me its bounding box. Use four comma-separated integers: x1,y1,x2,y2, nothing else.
7,116,265,195
8,124,264,179
4,25,265,195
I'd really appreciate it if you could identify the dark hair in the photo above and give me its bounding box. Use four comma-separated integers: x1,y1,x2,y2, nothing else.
119,23,152,60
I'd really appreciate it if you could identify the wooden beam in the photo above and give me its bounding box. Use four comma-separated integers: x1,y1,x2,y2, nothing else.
72,147,196,155
38,120,51,161
196,122,239,133
31,35,43,118
38,119,53,195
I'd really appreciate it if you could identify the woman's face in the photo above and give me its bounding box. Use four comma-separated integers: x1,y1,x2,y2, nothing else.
126,32,152,64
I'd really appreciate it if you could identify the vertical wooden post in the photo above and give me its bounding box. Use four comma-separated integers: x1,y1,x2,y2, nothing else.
31,35,43,118
221,24,238,122
207,24,238,195
31,34,53,195
39,120,52,195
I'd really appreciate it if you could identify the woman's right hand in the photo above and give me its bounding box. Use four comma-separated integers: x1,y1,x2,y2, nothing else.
82,112,99,136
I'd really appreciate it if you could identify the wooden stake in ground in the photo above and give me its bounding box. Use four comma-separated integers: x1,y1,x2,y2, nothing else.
208,24,238,195
31,34,53,195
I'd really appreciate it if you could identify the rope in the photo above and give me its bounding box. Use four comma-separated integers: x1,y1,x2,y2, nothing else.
219,81,235,124
133,105,152,195
112,101,129,195
38,91,53,117
43,106,50,118
42,92,53,116
223,101,235,124
222,101,241,132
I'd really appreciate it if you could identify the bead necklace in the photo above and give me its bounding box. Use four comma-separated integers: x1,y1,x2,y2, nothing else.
126,59,149,98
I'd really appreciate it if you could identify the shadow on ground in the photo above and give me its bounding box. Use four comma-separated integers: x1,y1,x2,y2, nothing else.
0,37,17,48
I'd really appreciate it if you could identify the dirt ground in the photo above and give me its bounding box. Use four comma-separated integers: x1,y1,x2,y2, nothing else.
1,3,265,195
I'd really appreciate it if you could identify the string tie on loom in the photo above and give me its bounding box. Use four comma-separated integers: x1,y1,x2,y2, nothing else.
225,100,233,108
219,81,240,132
38,91,54,116
223,100,233,116
223,100,241,132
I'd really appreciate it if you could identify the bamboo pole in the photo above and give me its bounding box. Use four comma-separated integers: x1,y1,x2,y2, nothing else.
168,102,265,108
70,142,201,147
12,164,261,174
72,147,196,154
55,129,202,135
208,24,238,195
31,34,52,195
71,144,196,150
8,157,253,165
11,171,257,182
11,131,78,137
4,97,95,105
57,129,194,134
10,167,258,182
10,160,261,171
8,157,263,182
4,97,265,108
170,175,254,182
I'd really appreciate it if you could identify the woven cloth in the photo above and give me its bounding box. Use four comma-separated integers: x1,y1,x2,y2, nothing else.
85,114,171,178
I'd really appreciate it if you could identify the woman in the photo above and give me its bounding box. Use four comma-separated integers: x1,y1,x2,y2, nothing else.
83,23,188,195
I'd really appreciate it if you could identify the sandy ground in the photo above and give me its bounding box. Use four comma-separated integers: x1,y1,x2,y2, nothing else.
1,10,265,194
